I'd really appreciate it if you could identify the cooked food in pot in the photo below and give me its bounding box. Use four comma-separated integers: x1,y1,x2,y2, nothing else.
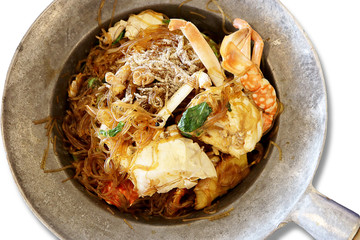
62,9,278,218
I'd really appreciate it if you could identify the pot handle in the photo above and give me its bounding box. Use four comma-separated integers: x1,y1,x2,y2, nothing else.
289,185,360,239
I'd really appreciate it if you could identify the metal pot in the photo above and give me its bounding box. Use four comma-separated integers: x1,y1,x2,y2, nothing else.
2,0,359,239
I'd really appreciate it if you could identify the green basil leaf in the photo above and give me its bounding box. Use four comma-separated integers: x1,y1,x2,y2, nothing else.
162,19,170,24
178,102,212,133
180,131,193,138
108,121,125,137
112,30,125,45
88,77,101,88
99,121,125,137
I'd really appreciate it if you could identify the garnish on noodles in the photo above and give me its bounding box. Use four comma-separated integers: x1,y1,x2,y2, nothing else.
61,9,279,218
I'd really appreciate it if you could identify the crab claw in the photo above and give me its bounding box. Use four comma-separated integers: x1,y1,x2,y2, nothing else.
232,18,264,66
219,18,277,133
220,27,251,62
220,40,254,76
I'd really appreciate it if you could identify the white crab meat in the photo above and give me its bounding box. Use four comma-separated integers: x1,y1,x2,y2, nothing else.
189,88,263,158
125,10,164,40
192,71,212,89
129,136,217,197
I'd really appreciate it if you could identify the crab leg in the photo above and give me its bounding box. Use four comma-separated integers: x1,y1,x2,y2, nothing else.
168,19,225,87
220,39,254,76
221,26,251,59
157,84,194,126
233,18,264,66
220,19,277,133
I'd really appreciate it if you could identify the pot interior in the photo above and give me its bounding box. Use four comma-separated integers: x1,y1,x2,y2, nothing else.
51,3,278,224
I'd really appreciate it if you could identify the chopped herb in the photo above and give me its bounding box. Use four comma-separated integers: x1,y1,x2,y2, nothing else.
99,129,108,136
226,102,232,112
71,154,78,161
88,77,101,88
96,95,103,105
210,44,219,58
112,30,125,45
162,19,170,24
208,38,219,58
100,121,125,137
178,102,212,133
108,121,125,137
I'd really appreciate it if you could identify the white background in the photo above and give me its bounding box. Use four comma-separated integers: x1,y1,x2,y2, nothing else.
0,1,359,239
